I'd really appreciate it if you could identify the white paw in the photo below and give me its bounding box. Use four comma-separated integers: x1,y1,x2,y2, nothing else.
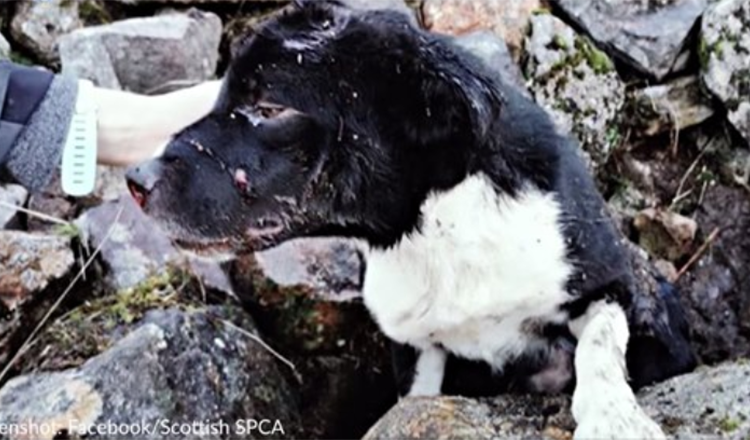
573,405,665,440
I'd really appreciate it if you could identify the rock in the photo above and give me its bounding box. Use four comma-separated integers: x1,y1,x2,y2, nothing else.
641,361,750,439
255,238,365,302
26,174,76,233
719,147,750,191
454,30,529,95
0,33,10,59
365,360,750,439
628,76,716,137
59,9,222,93
10,0,82,65
364,395,575,439
678,184,750,363
550,0,709,80
112,0,285,3
701,0,750,145
340,0,416,23
633,207,698,261
525,14,625,174
0,231,76,369
0,185,28,230
0,306,302,440
0,231,75,313
94,166,129,202
76,196,233,296
423,0,542,60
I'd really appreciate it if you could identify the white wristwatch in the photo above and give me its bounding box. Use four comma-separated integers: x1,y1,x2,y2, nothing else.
61,79,98,196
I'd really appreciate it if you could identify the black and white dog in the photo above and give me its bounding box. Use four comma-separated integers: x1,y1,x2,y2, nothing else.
126,1,696,437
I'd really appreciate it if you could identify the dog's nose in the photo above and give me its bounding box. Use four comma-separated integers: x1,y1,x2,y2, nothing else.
125,159,163,208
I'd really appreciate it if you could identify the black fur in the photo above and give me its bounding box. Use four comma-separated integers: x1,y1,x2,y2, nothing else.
127,0,696,394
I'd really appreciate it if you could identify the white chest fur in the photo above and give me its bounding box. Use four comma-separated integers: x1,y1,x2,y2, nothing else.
363,173,573,370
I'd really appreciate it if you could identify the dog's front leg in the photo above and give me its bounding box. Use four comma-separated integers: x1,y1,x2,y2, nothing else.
407,344,447,397
569,301,665,440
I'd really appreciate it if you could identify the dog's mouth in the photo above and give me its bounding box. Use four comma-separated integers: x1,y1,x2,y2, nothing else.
167,215,288,256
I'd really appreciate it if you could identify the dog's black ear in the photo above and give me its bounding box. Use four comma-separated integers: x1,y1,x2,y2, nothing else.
412,65,500,147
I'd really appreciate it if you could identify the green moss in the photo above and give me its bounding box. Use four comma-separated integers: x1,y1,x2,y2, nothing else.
717,416,741,432
9,51,34,66
16,267,198,372
698,37,710,68
78,0,111,25
605,126,621,147
551,34,569,51
53,223,81,239
532,7,552,15
576,37,614,74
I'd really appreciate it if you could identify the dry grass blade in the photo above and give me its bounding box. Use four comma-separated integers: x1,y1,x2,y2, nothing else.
218,318,302,383
675,226,722,282
0,206,124,385
0,200,70,226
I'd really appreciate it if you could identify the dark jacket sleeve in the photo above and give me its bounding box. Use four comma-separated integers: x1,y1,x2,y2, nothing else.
0,61,79,191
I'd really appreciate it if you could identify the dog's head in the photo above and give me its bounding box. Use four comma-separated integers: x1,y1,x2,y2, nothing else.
126,0,501,252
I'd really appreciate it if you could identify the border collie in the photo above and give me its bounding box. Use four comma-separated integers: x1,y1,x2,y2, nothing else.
126,1,696,437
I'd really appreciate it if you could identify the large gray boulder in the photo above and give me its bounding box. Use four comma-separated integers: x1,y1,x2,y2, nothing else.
75,196,233,295
0,306,301,440
59,10,222,93
701,0,750,145
525,13,625,174
364,361,750,439
550,0,709,80
255,238,366,302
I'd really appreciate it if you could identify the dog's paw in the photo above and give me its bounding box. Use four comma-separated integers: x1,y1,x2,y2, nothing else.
573,405,665,440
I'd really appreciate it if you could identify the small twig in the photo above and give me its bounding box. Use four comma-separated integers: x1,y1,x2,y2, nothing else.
671,147,709,209
218,318,302,383
0,206,123,384
671,188,694,207
0,200,70,226
675,227,721,282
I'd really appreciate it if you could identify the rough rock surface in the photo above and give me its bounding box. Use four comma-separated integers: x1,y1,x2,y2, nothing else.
551,0,709,80
0,185,28,230
255,238,365,302
0,231,76,369
677,184,750,363
0,306,301,440
10,0,82,64
365,361,750,439
453,30,528,95
641,362,750,439
0,33,10,59
341,0,416,22
525,13,625,173
701,0,750,145
0,231,75,312
627,76,716,137
76,196,232,295
423,0,541,60
59,10,222,92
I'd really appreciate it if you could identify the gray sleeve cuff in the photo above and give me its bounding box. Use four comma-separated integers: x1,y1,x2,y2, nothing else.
5,74,79,191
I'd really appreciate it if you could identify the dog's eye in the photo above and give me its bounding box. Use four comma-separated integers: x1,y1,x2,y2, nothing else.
258,104,285,119
236,102,298,126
